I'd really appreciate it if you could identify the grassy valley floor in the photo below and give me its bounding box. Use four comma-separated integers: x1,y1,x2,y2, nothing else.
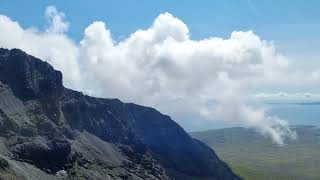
190,125,320,180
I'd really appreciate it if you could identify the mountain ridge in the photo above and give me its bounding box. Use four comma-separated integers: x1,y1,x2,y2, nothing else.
0,48,240,180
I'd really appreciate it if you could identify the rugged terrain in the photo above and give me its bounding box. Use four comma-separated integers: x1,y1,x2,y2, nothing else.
191,125,320,180
0,48,240,180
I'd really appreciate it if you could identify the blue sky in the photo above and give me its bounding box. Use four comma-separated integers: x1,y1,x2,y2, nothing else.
1,1,320,77
1,0,319,53
0,1,319,140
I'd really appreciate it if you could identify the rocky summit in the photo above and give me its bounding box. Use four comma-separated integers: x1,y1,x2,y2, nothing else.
0,48,240,180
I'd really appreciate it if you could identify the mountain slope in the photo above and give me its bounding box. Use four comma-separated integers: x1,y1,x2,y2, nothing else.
0,48,240,180
190,125,320,180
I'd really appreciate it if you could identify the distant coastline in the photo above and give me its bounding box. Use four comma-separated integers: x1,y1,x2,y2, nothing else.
267,102,320,105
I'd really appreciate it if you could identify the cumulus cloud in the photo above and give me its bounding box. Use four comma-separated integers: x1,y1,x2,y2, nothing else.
0,7,301,145
45,6,69,33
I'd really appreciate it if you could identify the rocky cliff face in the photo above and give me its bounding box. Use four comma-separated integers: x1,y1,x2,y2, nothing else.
0,48,240,180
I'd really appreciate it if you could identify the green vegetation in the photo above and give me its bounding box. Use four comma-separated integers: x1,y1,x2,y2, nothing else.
190,125,320,180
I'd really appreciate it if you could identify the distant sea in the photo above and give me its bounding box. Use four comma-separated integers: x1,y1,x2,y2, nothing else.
266,103,320,127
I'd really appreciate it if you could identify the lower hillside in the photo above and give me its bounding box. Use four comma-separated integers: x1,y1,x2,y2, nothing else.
191,125,320,180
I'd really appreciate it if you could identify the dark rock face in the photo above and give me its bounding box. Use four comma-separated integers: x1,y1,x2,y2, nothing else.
127,104,239,179
0,48,63,101
13,137,72,172
0,48,240,180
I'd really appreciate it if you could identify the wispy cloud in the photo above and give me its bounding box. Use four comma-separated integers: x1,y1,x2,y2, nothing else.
45,6,69,33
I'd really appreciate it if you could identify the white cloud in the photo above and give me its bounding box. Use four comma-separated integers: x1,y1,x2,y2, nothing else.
0,6,303,145
45,6,69,33
199,73,297,145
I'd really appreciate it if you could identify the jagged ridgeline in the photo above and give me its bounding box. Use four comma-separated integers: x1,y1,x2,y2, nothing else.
0,48,240,180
